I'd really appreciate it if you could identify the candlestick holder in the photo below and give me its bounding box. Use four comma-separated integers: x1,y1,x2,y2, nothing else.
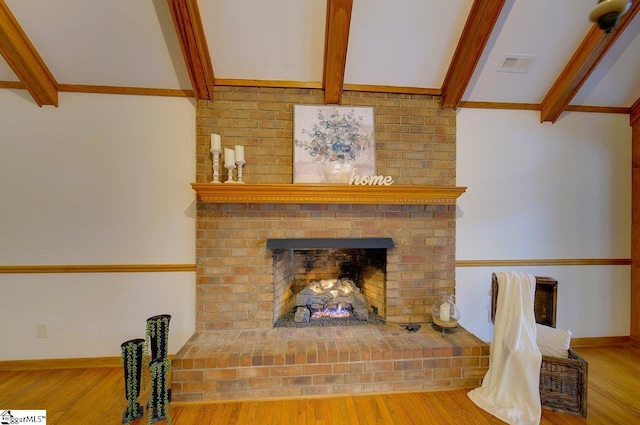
236,160,246,183
224,163,236,183
210,149,221,183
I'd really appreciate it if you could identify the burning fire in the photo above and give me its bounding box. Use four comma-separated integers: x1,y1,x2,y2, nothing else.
311,306,351,319
308,279,356,319
293,277,367,324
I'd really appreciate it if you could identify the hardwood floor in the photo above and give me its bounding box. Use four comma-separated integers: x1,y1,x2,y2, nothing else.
1,345,639,424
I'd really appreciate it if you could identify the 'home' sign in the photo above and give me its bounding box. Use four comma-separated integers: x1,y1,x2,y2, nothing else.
349,168,394,186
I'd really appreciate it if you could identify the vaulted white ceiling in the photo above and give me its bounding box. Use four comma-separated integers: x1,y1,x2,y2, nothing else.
1,0,639,123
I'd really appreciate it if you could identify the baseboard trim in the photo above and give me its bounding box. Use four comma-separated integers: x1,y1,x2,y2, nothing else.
0,356,121,371
571,335,631,347
0,354,175,371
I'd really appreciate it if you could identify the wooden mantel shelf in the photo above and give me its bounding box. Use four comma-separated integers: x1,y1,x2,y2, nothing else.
191,183,466,205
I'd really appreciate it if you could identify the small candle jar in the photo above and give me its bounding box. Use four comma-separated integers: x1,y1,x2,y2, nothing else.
431,291,460,332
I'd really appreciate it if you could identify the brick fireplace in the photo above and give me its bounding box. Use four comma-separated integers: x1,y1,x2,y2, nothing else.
171,87,489,402
193,201,457,330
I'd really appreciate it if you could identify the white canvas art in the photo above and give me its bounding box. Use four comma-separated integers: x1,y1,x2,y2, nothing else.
293,105,375,183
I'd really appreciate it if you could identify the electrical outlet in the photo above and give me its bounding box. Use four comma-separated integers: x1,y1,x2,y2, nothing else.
37,323,47,338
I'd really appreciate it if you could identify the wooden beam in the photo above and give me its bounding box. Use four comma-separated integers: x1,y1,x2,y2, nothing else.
632,97,640,346
0,0,57,106
167,0,214,101
631,97,640,126
343,83,440,96
458,101,541,111
323,0,353,105
0,80,23,89
214,79,323,90
540,1,640,123
440,0,506,110
459,101,630,115
59,83,194,98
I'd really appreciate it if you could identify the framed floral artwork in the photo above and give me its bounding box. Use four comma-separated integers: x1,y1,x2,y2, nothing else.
293,105,375,183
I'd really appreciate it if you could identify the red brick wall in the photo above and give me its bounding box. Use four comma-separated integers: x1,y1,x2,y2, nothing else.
195,87,457,331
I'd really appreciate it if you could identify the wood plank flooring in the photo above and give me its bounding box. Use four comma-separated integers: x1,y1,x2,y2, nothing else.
1,345,639,424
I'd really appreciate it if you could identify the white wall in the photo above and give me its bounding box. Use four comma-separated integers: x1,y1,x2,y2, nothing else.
0,90,196,360
456,109,631,342
1,91,631,357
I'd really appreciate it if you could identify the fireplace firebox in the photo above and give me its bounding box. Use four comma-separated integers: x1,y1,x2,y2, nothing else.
268,238,393,327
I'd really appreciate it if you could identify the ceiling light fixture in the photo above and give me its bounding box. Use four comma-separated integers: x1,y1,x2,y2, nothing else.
589,0,632,33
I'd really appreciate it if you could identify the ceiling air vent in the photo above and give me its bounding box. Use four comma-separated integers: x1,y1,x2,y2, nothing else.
497,54,536,74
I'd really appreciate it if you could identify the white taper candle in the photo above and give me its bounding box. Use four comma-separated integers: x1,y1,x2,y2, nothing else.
211,134,221,151
224,148,235,166
235,145,245,162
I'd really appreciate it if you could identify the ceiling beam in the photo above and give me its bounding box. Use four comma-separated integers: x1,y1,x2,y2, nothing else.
0,0,57,106
167,0,215,101
440,0,506,110
540,1,640,123
323,0,353,105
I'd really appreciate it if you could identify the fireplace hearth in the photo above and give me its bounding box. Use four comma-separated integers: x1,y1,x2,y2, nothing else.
174,200,486,402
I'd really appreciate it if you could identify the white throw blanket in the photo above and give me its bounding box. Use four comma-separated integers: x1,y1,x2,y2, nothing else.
468,271,542,425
